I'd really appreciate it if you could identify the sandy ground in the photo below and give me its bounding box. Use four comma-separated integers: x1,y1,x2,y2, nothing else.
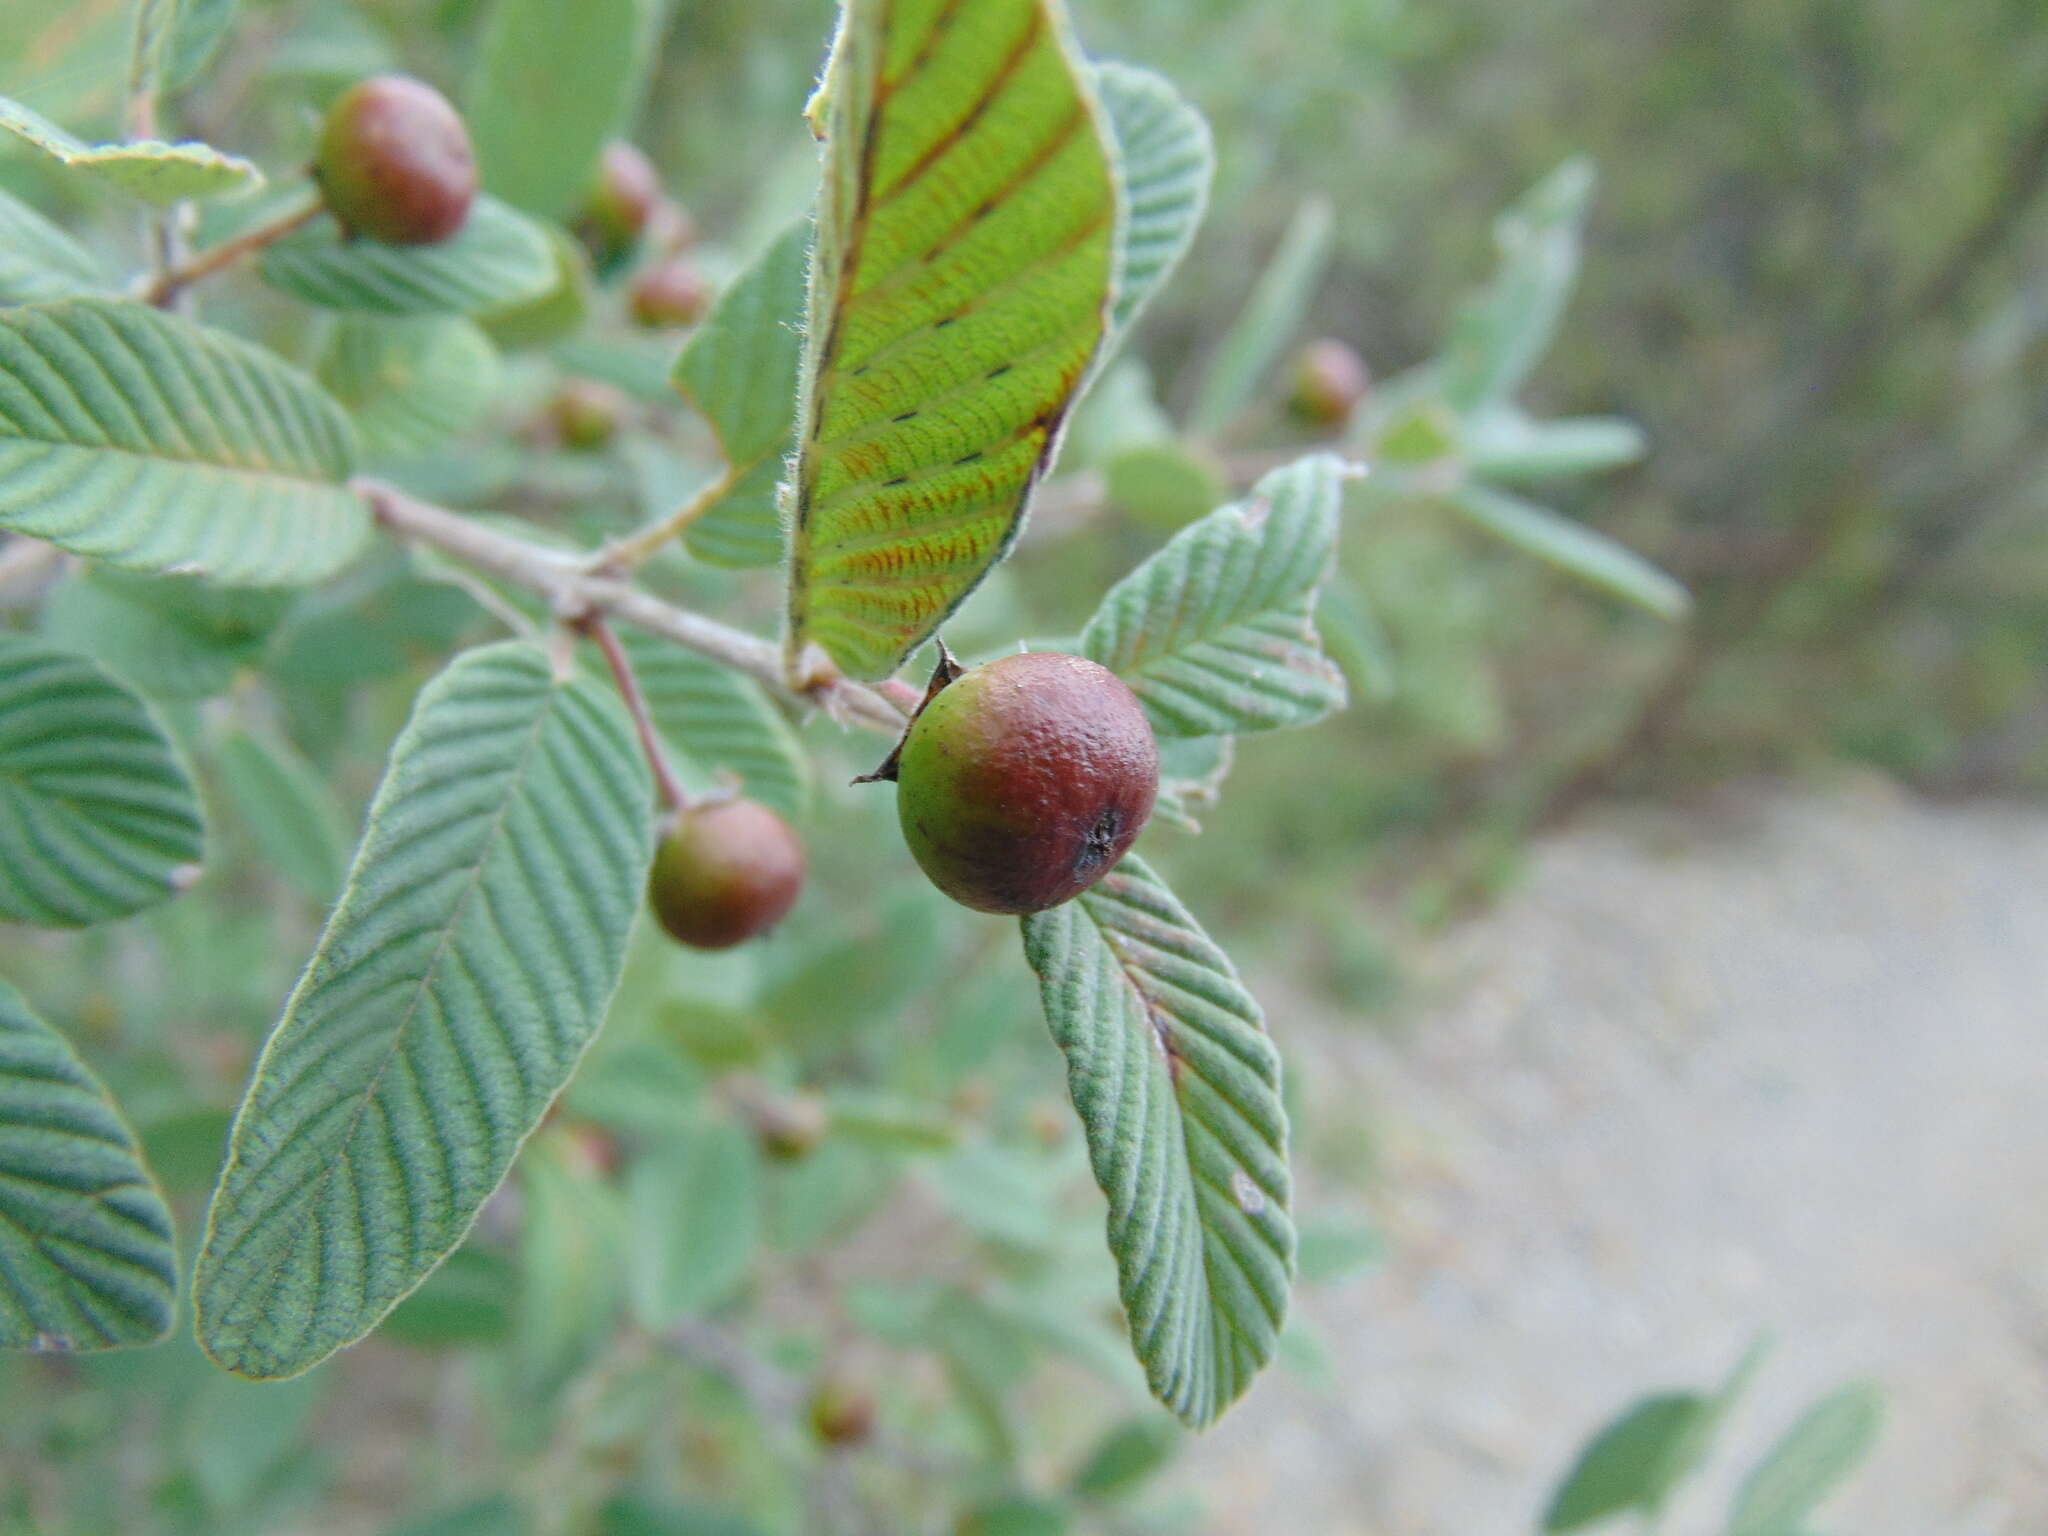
1189,781,2048,1535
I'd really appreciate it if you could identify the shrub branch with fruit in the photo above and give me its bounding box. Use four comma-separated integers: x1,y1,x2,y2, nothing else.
0,0,1684,1524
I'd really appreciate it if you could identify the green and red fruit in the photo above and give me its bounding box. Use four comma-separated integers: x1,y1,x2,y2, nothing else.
807,1375,877,1447
1289,337,1370,426
578,141,662,266
646,799,804,950
893,652,1158,916
548,378,626,451
314,75,476,245
629,258,713,328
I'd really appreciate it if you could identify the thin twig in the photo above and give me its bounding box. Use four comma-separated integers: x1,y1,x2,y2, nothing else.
356,478,907,733
141,197,322,307
589,464,738,574
579,613,691,812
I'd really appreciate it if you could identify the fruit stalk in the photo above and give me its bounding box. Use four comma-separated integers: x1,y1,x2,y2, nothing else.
140,198,322,307
578,614,691,812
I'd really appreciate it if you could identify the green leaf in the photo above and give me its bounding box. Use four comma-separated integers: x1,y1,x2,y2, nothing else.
1543,1391,1715,1531
259,198,556,316
598,1497,763,1536
955,1497,1072,1536
669,222,807,569
0,975,177,1349
385,1496,530,1536
1094,61,1211,348
194,642,655,1379
0,95,261,204
1186,195,1332,436
0,632,204,927
1081,453,1350,737
1728,1382,1884,1536
785,0,1119,679
209,726,350,903
1464,409,1647,485
1151,733,1233,832
1315,574,1396,704
467,0,645,220
1449,484,1688,619
477,222,591,350
0,299,366,585
516,1131,626,1396
165,0,240,90
0,186,106,304
619,630,810,820
317,315,502,461
1439,157,1594,410
1070,1415,1181,1498
1019,854,1293,1427
380,1246,517,1349
41,566,286,700
625,1117,759,1327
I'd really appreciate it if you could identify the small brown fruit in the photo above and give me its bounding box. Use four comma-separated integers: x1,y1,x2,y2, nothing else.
807,1376,878,1447
893,652,1157,915
629,259,713,328
748,1091,828,1161
1289,337,1370,426
647,800,804,950
315,75,476,245
548,378,626,451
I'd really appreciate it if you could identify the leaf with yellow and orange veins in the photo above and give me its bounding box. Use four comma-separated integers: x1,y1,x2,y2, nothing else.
786,0,1120,680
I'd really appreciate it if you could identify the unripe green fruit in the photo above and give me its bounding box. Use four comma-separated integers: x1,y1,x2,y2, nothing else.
647,799,804,950
629,259,712,328
1289,337,1370,426
895,652,1157,915
314,76,476,245
549,378,626,451
578,141,662,267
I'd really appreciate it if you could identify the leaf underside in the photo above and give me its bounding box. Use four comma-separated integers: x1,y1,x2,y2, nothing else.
787,0,1119,679
259,198,556,317
0,633,205,927
0,977,178,1350
0,95,262,205
618,631,811,819
318,315,502,461
670,223,809,568
0,186,107,305
1094,61,1211,347
0,300,366,585
195,642,654,1379
1020,855,1293,1426
1082,453,1349,737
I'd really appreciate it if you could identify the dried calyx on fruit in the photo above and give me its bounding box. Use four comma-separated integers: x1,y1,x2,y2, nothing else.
629,258,712,328
314,75,476,245
868,649,1158,916
646,798,805,950
1289,337,1370,426
578,141,662,268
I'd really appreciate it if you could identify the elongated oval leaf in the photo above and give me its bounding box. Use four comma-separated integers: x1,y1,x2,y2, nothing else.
40,566,286,700
1186,196,1331,437
1464,408,1647,485
1728,1382,1884,1536
0,186,106,305
1019,855,1293,1427
259,197,555,316
467,0,644,220
0,976,177,1349
1094,62,1210,347
0,299,366,584
1439,158,1594,411
0,95,261,204
209,726,350,903
670,223,808,568
194,642,654,1378
0,632,204,927
1081,453,1349,737
1449,483,1688,618
318,315,502,460
786,0,1120,679
619,630,810,819
1543,1391,1714,1532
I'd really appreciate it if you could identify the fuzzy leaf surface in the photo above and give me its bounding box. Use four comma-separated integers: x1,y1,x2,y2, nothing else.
786,0,1119,678
259,198,555,317
195,642,654,1378
0,95,260,204
0,632,204,927
0,976,178,1349
0,300,365,584
0,187,106,304
1094,62,1210,348
1081,453,1348,737
1020,855,1292,1426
